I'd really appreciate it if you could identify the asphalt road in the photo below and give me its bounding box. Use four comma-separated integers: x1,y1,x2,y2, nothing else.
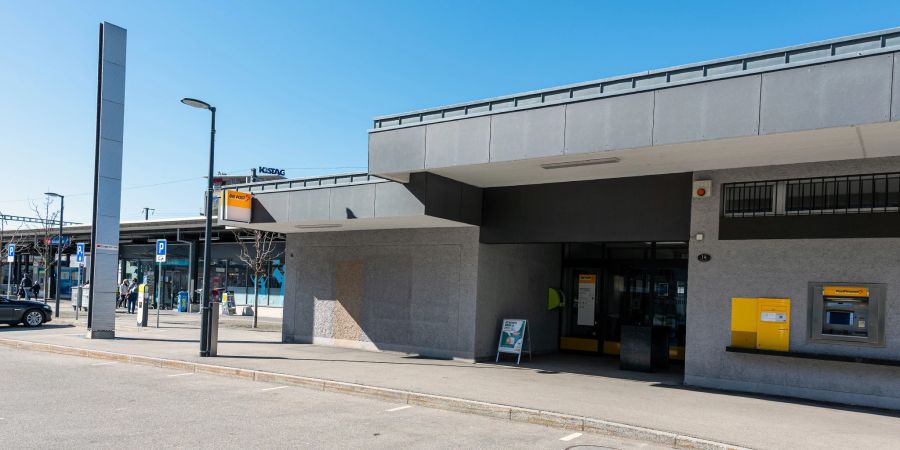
0,347,664,449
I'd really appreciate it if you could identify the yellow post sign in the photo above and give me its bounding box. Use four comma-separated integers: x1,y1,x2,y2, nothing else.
221,190,252,223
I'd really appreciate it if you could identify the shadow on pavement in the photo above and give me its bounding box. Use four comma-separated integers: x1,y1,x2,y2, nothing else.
652,382,900,419
0,324,75,332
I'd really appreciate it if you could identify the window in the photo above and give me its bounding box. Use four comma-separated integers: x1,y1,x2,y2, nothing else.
722,173,900,217
722,182,775,216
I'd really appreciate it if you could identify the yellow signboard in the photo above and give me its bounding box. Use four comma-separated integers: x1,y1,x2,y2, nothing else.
220,189,252,223
823,286,869,297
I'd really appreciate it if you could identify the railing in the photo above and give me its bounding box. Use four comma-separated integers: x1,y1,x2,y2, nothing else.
373,27,900,130
722,172,900,217
224,172,385,194
0,214,81,226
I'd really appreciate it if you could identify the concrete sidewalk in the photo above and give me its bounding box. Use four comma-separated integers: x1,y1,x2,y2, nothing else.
1,320,897,449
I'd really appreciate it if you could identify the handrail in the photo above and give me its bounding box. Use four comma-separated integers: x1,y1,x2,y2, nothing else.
223,172,385,193
373,27,900,130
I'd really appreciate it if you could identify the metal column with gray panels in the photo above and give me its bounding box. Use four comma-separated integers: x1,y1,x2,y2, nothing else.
87,22,127,339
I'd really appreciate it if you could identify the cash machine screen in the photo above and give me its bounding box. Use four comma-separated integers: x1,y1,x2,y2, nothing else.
825,310,853,326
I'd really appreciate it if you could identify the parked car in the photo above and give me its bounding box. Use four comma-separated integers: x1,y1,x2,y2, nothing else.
0,295,53,327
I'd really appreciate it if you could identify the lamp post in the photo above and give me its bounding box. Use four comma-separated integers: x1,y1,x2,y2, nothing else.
181,97,216,357
44,192,63,318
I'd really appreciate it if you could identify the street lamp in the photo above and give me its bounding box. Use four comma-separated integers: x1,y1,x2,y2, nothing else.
181,97,216,357
44,192,63,318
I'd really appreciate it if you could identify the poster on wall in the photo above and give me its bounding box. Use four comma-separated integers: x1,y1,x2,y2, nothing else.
577,274,597,326
495,318,532,365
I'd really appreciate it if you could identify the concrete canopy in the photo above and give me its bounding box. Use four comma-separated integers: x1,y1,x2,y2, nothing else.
221,172,482,233
369,32,900,188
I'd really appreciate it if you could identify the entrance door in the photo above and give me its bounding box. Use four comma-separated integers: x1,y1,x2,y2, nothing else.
558,242,688,359
559,269,602,352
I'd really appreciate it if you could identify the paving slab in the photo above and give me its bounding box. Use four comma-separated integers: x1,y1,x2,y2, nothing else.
1,317,897,449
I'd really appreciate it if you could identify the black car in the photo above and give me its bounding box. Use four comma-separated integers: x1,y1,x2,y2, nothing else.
0,295,53,327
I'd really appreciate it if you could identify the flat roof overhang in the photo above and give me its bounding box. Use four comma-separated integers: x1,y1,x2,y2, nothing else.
368,30,900,187
422,121,900,188
221,173,482,234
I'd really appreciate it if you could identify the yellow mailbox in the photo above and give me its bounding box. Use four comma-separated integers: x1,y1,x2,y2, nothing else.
731,297,790,352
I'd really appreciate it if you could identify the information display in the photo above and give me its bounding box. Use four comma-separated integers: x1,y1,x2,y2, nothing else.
495,318,532,365
577,274,597,326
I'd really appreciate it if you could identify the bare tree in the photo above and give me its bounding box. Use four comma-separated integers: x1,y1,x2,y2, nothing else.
28,198,68,302
0,214,26,296
234,229,282,328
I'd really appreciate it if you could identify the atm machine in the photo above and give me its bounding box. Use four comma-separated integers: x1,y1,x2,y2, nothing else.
809,283,885,346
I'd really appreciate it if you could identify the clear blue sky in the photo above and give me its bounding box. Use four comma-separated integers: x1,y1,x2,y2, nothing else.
2,1,900,222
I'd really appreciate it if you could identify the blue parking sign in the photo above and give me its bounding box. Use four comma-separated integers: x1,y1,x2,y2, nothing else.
156,239,167,263
76,243,85,264
6,243,14,262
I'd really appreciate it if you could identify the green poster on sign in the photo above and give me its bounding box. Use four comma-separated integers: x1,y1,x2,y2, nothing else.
496,318,531,364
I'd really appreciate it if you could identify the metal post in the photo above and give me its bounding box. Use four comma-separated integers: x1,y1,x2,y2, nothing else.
156,261,162,328
55,196,64,317
200,107,216,357
75,264,82,321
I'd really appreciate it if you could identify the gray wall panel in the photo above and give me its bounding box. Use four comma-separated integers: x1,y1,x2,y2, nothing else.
283,228,480,360
480,173,692,243
475,243,561,359
686,157,900,410
99,100,125,142
286,189,330,222
96,140,123,179
489,106,565,162
255,191,291,222
101,23,127,66
654,76,761,145
95,177,122,217
760,55,893,134
374,182,425,217
565,92,654,154
892,53,900,122
329,184,376,220
425,116,490,168
368,126,426,174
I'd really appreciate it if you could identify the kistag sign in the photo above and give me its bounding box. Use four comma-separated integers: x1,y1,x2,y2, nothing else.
258,166,285,176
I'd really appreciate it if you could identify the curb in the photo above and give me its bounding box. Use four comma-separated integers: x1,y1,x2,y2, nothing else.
0,338,749,450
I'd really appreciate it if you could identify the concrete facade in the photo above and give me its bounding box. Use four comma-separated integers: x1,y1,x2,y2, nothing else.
282,228,565,361
283,227,480,360
234,28,900,410
475,244,562,359
369,52,900,179
686,156,900,409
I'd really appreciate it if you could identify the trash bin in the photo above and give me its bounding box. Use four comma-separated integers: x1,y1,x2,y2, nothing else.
136,284,149,327
177,291,189,312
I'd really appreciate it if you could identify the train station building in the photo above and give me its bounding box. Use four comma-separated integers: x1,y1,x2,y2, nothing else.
225,28,900,409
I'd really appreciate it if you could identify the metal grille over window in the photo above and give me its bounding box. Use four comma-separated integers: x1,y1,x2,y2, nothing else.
722,173,900,217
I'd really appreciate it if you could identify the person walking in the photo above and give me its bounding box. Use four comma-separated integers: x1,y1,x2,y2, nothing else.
19,273,33,300
126,279,138,314
31,279,40,299
118,279,129,308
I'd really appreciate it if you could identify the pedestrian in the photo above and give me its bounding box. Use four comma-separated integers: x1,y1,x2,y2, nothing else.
31,279,40,299
118,279,129,308
20,273,33,300
126,279,138,314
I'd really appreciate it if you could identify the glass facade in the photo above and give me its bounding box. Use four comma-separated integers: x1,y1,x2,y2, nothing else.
119,242,285,308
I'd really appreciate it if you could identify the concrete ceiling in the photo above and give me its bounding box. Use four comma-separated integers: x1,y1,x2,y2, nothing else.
426,122,900,188
238,215,474,234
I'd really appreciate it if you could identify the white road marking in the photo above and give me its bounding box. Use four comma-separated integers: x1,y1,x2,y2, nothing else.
90,362,117,366
559,432,582,442
166,372,194,378
385,405,412,412
261,386,288,392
